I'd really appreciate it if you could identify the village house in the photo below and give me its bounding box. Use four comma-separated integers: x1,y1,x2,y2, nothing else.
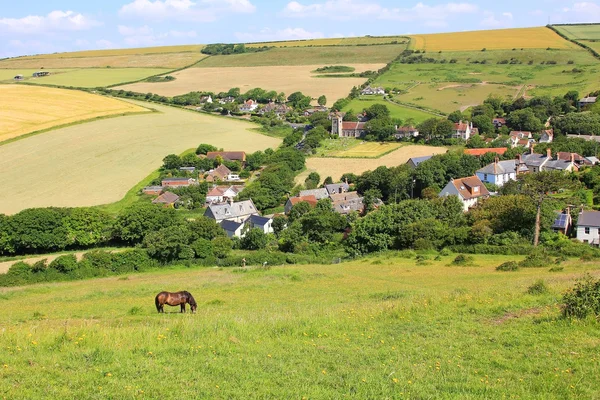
219,96,236,104
142,186,164,196
303,106,328,117
330,192,364,215
361,86,385,95
539,129,554,144
200,95,213,104
439,175,490,212
407,155,433,169
492,117,506,129
579,96,597,109
205,185,244,204
556,152,592,167
517,149,578,173
245,215,274,235
179,166,196,173
552,209,573,236
221,220,246,238
152,192,179,207
284,195,318,214
576,210,600,246
509,131,534,148
204,199,259,224
258,102,291,116
325,182,350,196
395,126,419,139
464,148,507,158
239,99,258,113
205,164,232,183
476,158,517,187
453,121,475,140
221,214,274,238
299,188,329,200
331,113,367,138
161,177,198,188
206,151,246,164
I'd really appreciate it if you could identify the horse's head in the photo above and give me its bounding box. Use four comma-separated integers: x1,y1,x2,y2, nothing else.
185,291,197,313
190,303,197,313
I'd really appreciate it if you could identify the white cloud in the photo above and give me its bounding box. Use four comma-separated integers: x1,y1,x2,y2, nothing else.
479,11,513,28
560,2,600,21
0,10,100,34
119,0,255,22
281,1,478,24
502,12,513,20
235,27,325,42
96,39,115,49
118,24,197,46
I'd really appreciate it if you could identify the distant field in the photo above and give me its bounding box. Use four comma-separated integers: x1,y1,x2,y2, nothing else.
116,64,384,105
581,40,600,54
0,101,280,214
410,27,575,51
197,45,406,67
0,53,206,69
245,36,408,47
554,24,600,40
402,48,597,65
342,97,434,123
296,144,447,183
16,68,171,88
394,82,519,114
0,69,72,82
0,85,149,143
318,141,403,158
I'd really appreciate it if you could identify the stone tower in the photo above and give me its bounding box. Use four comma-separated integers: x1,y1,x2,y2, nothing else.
331,113,343,137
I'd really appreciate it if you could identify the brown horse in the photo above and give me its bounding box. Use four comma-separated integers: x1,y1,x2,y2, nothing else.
155,291,197,313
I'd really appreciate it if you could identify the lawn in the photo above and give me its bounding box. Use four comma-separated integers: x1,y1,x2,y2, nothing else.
245,36,409,47
197,44,406,67
410,27,575,51
0,85,150,143
342,97,434,123
116,64,384,105
1,254,599,398
316,139,403,158
0,101,280,214
19,68,172,88
554,24,600,40
297,144,447,183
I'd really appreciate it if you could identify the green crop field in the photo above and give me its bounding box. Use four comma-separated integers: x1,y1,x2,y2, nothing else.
0,101,280,214
342,97,434,123
581,40,600,54
1,254,598,398
245,36,409,47
554,24,600,40
197,45,406,67
16,68,171,88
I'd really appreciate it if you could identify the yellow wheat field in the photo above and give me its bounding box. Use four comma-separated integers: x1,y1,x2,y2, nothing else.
410,27,575,52
0,85,150,142
296,145,447,184
116,64,384,106
15,45,204,58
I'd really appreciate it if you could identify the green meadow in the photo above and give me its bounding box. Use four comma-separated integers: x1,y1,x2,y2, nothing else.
342,96,434,123
1,253,599,399
16,68,171,88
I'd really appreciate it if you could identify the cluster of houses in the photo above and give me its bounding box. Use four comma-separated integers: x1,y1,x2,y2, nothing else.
285,182,369,215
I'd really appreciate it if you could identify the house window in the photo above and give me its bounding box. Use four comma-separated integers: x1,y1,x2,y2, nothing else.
473,186,479,193
483,174,488,181
585,227,590,234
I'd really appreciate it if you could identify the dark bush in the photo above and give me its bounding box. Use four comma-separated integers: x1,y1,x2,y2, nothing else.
562,274,600,318
49,254,78,273
519,252,552,268
527,279,549,295
496,261,519,271
450,254,475,266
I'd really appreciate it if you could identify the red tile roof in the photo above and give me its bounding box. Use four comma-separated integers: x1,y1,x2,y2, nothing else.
464,148,507,157
206,151,246,162
342,122,366,130
289,195,318,207
452,176,490,200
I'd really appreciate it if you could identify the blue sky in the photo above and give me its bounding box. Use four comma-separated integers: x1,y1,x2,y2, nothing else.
1,0,600,58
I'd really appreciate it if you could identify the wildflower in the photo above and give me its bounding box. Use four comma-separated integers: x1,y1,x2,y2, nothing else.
267,354,272,358
31,341,37,345
147,352,153,355
362,379,367,383
106,373,112,377
322,370,327,375
408,380,412,384
392,378,398,383
3,364,7,368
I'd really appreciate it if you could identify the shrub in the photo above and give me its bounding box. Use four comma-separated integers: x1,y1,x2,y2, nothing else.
439,248,451,256
527,279,549,295
562,274,600,318
496,261,519,271
415,255,430,265
31,259,48,273
7,261,32,277
519,252,552,268
212,236,233,258
450,254,475,266
192,238,213,259
112,249,155,273
413,238,434,251
549,266,564,272
49,254,78,273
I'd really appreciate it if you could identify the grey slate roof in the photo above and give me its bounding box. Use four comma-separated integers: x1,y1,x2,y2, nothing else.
325,183,350,195
248,215,272,226
552,212,571,229
587,156,600,165
408,156,433,167
299,188,329,200
578,211,600,227
521,153,547,167
221,220,243,232
477,160,516,175
205,199,257,222
544,159,572,171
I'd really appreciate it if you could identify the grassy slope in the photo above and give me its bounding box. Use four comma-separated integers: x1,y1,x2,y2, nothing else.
342,96,434,123
1,254,599,398
554,24,600,40
15,68,171,88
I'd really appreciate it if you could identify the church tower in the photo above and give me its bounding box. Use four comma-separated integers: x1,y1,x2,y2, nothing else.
331,113,343,137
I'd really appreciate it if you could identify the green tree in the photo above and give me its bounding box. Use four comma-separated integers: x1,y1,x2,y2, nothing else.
10,208,69,253
212,236,233,258
472,115,495,135
287,91,311,109
507,108,544,132
188,217,226,241
195,143,218,155
64,208,113,247
289,201,313,222
191,238,213,259
272,215,287,237
162,154,182,170
317,95,327,106
304,172,321,189
323,176,333,185
447,110,464,123
365,104,390,120
435,119,456,138
114,203,179,245
143,225,194,262
240,228,268,250
49,254,78,273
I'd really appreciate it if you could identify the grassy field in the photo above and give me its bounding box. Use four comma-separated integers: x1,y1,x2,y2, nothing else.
316,140,403,158
581,40,600,54
0,85,150,143
297,144,447,183
245,36,408,47
554,24,600,40
0,54,206,69
410,27,575,51
13,68,172,88
116,64,384,105
1,254,599,398
342,97,435,123
197,45,406,67
0,101,280,214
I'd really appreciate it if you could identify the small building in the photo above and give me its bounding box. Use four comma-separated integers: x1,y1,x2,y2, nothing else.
226,172,241,182
331,113,367,138
464,148,507,158
579,97,597,108
32,71,50,77
152,191,179,207
407,155,433,169
206,151,246,163
539,129,554,144
509,131,533,148
246,215,274,235
299,188,329,200
552,210,573,236
476,158,517,187
219,96,236,104
14,75,24,81
395,126,419,139
556,152,592,167
303,106,328,117
179,166,196,173
161,177,197,187
325,182,350,196
206,185,244,204
204,199,259,224
453,120,474,140
576,210,600,246
361,86,385,95
439,176,490,212
517,149,577,173
142,186,164,196
284,195,318,214
221,220,246,238
205,164,232,183
492,117,506,129
258,102,291,116
239,99,258,113
330,192,364,215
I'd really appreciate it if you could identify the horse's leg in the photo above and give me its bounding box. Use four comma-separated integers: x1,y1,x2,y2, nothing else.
181,303,185,313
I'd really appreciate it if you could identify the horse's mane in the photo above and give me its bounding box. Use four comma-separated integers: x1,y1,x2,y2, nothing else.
183,291,197,305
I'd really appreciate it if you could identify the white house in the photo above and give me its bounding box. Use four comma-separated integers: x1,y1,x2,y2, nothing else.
576,210,600,246
453,121,474,140
204,199,259,223
539,129,554,144
221,220,246,238
361,86,385,95
439,175,490,212
476,159,517,187
246,215,274,234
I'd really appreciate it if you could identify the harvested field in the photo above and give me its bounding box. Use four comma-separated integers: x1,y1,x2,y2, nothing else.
245,36,408,47
0,101,280,214
411,27,575,51
11,45,204,58
20,68,171,88
0,85,150,142
116,64,385,105
322,142,403,158
296,144,447,183
197,45,406,67
0,53,206,69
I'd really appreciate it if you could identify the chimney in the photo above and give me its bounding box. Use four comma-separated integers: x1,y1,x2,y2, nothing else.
494,156,500,164
546,148,552,159
530,147,535,155
570,153,575,164
228,197,234,206
517,154,522,164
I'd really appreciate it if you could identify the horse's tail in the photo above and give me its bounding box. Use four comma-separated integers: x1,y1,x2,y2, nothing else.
155,293,161,312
